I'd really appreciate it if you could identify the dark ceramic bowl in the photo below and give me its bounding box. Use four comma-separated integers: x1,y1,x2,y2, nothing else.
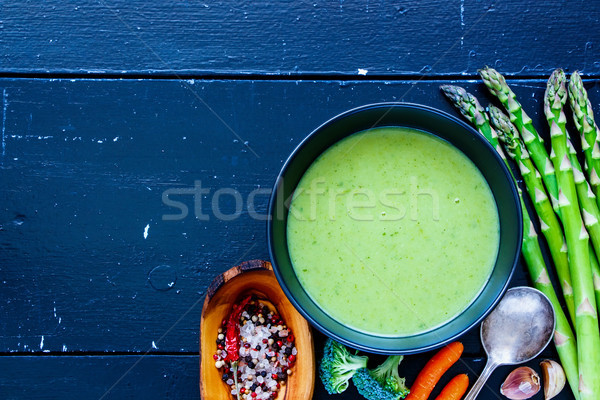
267,103,522,354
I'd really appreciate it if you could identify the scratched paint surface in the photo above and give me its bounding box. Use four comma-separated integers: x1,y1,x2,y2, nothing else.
2,0,599,397
1,77,594,399
1,1,600,76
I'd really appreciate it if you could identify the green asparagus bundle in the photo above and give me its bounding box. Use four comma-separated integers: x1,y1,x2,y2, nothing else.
545,69,600,400
520,191,580,400
481,67,600,321
479,67,559,207
485,104,575,321
491,101,600,320
547,71,600,316
568,71,600,203
440,85,580,399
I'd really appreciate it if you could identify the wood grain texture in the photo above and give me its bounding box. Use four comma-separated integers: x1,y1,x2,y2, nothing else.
0,354,571,399
199,260,314,400
0,355,200,399
1,0,600,76
1,78,598,356
0,77,593,400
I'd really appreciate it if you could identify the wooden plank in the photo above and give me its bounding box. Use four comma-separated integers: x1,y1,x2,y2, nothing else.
0,355,199,399
0,351,574,399
0,78,597,356
1,1,599,76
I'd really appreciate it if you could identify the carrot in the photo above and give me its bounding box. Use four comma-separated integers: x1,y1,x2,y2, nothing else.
405,341,464,400
433,374,469,400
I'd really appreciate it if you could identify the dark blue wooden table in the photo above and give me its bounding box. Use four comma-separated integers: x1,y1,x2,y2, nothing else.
1,1,599,399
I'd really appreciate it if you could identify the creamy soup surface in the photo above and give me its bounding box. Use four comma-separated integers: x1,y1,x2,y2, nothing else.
287,127,500,336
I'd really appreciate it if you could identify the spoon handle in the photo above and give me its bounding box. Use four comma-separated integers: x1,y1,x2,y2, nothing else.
463,359,499,400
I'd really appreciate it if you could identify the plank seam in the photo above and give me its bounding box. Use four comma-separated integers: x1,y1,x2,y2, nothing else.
2,72,600,82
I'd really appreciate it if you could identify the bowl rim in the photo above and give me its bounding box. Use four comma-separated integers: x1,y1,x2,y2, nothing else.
267,101,522,354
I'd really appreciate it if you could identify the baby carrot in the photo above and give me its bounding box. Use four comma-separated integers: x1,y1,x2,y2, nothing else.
434,374,469,400
405,341,464,400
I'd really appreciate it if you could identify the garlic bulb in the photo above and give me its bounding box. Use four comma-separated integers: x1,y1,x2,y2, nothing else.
540,360,565,400
500,366,541,399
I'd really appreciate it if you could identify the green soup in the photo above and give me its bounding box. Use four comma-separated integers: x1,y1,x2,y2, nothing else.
286,127,500,336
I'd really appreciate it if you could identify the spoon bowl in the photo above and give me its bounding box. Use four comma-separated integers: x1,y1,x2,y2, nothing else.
464,286,555,400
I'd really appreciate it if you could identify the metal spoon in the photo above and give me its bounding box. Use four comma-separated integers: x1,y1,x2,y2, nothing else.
464,286,556,400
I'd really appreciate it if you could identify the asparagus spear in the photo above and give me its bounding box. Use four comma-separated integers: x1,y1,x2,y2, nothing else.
549,77,600,313
568,71,600,203
482,69,600,320
521,193,580,400
440,85,506,159
545,69,600,400
479,67,559,209
486,104,575,321
440,85,580,399
590,245,600,313
567,139,600,256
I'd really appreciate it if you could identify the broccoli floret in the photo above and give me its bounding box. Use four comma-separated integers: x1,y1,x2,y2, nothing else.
352,355,410,400
319,338,369,394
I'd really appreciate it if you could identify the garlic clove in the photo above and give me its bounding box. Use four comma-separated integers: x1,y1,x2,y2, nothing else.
500,366,541,400
540,359,566,400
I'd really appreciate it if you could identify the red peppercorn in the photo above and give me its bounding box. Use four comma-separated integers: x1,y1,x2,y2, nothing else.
288,354,296,362
262,338,268,344
221,319,227,326
217,344,224,350
276,383,280,389
213,354,219,360
276,341,283,347
251,392,257,398
239,388,245,394
244,343,251,348
287,334,294,342
272,373,278,380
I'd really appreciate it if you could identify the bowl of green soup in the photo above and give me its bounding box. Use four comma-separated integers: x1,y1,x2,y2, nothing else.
267,103,522,354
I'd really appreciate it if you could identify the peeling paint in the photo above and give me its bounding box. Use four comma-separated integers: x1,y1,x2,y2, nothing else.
460,0,465,47
2,89,7,157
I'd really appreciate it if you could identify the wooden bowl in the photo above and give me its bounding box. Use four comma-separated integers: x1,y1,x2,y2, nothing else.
200,260,315,400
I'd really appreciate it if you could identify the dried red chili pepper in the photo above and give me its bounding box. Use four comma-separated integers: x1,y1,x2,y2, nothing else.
223,295,252,400
224,295,252,362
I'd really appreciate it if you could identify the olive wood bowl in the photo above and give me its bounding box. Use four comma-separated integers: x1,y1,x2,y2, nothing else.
200,259,315,400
